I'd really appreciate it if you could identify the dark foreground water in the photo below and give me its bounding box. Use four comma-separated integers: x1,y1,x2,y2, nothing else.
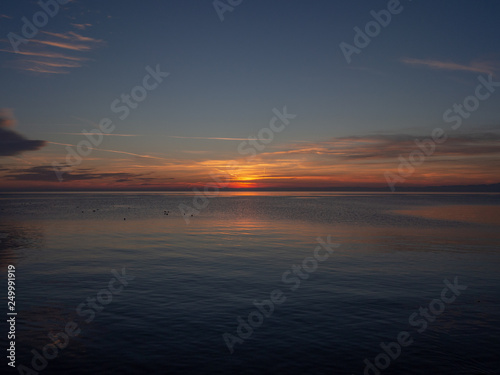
1,192,499,375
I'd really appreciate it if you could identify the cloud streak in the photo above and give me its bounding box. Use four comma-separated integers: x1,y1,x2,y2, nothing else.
269,133,500,160
71,23,92,30
1,27,104,74
400,58,499,75
32,31,104,51
169,135,269,141
46,142,169,160
188,132,500,188
56,133,141,137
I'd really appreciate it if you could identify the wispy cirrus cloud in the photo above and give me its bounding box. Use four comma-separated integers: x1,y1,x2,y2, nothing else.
71,23,92,30
400,57,499,76
1,26,104,74
0,48,87,61
15,58,84,74
34,31,103,51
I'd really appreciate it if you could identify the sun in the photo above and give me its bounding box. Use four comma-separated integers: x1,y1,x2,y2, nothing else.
235,176,258,182
226,174,260,189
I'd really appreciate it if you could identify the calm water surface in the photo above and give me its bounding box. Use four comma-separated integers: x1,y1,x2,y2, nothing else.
0,192,499,374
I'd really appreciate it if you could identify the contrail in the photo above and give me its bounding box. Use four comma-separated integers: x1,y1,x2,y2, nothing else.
55,132,141,137
46,142,168,160
169,135,267,141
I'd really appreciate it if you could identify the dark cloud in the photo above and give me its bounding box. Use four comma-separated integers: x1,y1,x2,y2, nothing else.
0,109,46,156
5,166,143,182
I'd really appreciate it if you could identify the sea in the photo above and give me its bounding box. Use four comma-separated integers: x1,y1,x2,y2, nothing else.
0,192,499,375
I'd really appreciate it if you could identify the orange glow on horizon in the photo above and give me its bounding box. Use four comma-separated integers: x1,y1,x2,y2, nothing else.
2,132,500,191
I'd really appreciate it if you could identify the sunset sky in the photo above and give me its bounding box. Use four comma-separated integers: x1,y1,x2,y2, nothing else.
1,0,500,191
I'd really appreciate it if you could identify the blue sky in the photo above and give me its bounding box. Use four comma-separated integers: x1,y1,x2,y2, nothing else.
1,0,500,190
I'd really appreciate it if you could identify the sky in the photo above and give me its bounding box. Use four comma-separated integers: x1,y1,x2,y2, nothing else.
1,0,500,191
